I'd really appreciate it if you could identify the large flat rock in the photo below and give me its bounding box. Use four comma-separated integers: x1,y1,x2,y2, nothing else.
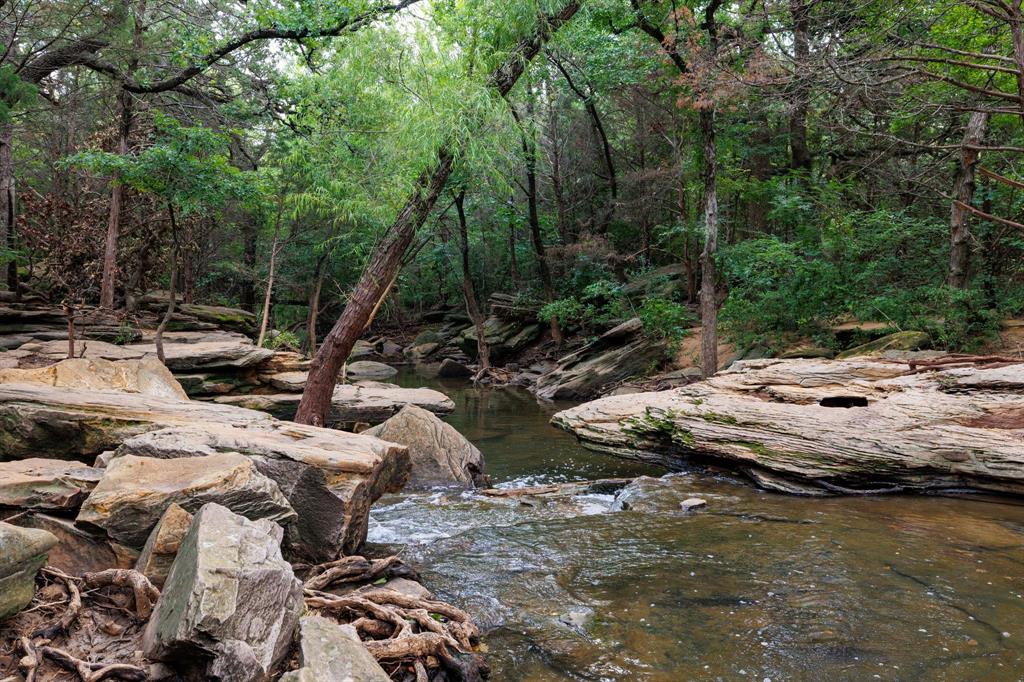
0,458,103,510
281,616,390,682
215,380,455,425
553,359,1024,495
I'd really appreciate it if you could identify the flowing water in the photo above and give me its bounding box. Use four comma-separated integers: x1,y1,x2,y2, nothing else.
368,369,1024,681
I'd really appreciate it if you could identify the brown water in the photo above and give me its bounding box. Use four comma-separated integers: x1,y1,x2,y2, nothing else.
369,370,1024,681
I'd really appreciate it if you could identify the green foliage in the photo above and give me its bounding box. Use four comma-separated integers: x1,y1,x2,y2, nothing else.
262,329,301,351
637,298,694,345
63,114,257,215
0,65,35,124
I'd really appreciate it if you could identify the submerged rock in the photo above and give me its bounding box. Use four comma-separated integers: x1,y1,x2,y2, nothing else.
366,404,487,489
143,503,303,681
77,452,295,547
554,358,1024,496
281,616,390,682
0,521,57,620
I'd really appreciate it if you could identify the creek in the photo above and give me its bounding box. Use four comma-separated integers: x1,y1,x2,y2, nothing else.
367,369,1024,681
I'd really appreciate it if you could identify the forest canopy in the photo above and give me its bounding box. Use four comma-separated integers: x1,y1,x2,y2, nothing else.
3,0,1023,375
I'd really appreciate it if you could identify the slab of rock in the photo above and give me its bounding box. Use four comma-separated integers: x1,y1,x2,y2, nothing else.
112,425,409,559
128,340,274,371
0,356,187,400
77,453,295,547
0,521,57,620
346,360,398,379
535,318,667,401
554,358,1024,495
0,458,103,510
215,381,455,426
136,503,193,587
459,316,540,362
143,503,303,680
280,616,390,682
350,339,377,360
9,513,121,575
176,303,257,336
836,330,930,359
366,404,486,489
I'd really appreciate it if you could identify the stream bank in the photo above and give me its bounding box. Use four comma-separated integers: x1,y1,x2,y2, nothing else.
371,368,1024,681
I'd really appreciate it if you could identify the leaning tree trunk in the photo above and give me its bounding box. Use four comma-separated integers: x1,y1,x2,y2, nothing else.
307,249,331,356
257,217,284,348
947,111,988,289
454,191,491,373
295,1,581,426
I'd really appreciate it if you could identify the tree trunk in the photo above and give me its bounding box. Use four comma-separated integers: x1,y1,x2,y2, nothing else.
0,121,17,296
788,0,813,173
295,1,581,426
155,205,179,364
512,98,563,346
947,111,988,289
546,92,570,244
507,196,521,287
454,191,490,372
307,250,330,356
699,107,720,379
257,215,284,347
100,91,133,308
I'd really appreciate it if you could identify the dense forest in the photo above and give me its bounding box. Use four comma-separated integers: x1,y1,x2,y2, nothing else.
5,0,1024,396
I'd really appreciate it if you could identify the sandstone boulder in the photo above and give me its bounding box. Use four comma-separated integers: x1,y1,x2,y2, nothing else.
366,404,486,489
136,503,193,587
438,357,474,378
0,356,187,400
143,503,303,680
0,522,57,620
77,453,295,547
280,616,390,682
0,458,103,510
836,330,930,359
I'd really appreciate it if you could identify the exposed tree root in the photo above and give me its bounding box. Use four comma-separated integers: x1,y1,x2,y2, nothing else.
302,556,487,680
82,569,160,620
37,646,146,682
31,574,81,639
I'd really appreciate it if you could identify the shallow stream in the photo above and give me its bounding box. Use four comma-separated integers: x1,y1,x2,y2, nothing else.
368,370,1024,681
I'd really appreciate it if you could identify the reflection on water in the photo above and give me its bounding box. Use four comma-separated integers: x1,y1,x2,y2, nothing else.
371,369,1024,680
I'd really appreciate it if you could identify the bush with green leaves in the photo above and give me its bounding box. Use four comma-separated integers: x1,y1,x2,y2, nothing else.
637,297,694,346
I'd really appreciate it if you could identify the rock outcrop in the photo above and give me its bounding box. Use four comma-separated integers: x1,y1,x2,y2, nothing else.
77,452,296,547
346,360,398,379
553,358,1024,495
0,522,58,620
281,616,390,682
535,318,667,401
0,358,411,558
366,405,487,489
143,503,303,681
0,458,103,509
135,503,194,587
